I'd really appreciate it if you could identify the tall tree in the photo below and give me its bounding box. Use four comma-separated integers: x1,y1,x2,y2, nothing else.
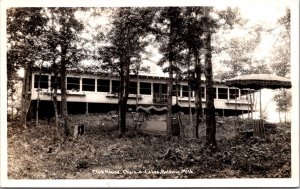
47,9,61,129
271,8,291,123
201,7,242,147
7,8,48,127
52,8,85,137
202,7,217,147
182,7,205,138
153,7,185,136
99,8,155,137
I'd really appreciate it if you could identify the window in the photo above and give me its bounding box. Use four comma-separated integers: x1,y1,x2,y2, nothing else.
111,80,120,93
240,89,249,100
97,79,110,92
154,83,160,93
154,83,167,94
67,77,80,91
129,82,137,94
82,78,95,92
182,85,189,97
229,88,239,100
34,75,49,89
192,87,205,98
172,85,180,96
213,88,217,99
161,84,167,94
153,83,168,104
140,82,151,95
50,76,61,89
218,88,228,99
201,86,205,99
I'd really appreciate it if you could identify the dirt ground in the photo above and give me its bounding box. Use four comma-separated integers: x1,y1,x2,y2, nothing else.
7,113,291,179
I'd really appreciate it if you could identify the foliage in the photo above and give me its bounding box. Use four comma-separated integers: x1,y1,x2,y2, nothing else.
7,80,22,121
8,114,291,179
7,8,51,72
7,8,50,127
49,8,86,136
99,8,155,72
155,7,185,136
270,8,290,77
270,9,291,123
273,90,291,113
218,24,271,80
273,89,292,123
98,8,156,136
47,8,86,67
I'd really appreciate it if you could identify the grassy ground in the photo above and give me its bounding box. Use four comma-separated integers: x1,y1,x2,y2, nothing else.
7,113,291,179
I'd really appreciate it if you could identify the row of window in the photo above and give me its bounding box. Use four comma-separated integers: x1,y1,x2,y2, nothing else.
33,75,152,95
33,75,250,99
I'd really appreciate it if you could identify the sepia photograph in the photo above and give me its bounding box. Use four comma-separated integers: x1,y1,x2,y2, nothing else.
1,0,299,187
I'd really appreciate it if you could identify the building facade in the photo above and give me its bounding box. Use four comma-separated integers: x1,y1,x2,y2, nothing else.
29,70,254,118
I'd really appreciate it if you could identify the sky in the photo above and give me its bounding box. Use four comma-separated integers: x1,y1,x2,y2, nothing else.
239,6,286,59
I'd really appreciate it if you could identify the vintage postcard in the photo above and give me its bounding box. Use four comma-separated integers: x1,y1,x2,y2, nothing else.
1,0,299,187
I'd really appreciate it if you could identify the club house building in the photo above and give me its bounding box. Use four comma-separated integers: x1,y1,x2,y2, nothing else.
28,68,254,118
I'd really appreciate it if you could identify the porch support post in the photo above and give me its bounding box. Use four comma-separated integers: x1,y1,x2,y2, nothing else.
86,102,89,114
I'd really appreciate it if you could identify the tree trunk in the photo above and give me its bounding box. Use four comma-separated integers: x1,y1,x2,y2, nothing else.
11,99,14,121
250,90,254,119
203,8,217,148
123,61,130,133
187,51,193,125
50,12,59,129
194,65,200,138
166,9,176,136
20,64,32,127
53,82,59,129
118,89,123,134
60,48,70,137
136,70,139,111
284,111,287,124
194,51,202,138
198,60,203,119
166,59,173,136
36,64,43,127
53,74,59,128
278,110,281,123
119,95,126,137
10,90,15,121
118,60,130,137
283,89,287,124
188,85,193,125
119,26,132,137
247,90,250,119
50,61,60,132
175,75,179,104
20,66,27,126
